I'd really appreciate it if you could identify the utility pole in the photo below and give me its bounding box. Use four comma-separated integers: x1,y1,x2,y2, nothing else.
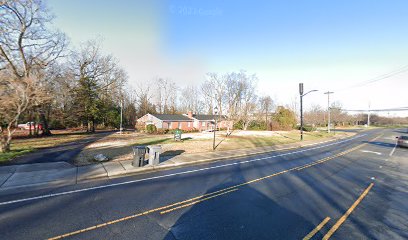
324,91,334,133
367,102,371,127
213,94,218,150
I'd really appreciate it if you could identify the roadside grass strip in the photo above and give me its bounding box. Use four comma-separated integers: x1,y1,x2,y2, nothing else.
0,134,368,207
322,183,375,240
48,134,382,239
302,217,331,240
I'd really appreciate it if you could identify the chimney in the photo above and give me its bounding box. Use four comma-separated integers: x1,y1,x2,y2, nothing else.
187,111,193,118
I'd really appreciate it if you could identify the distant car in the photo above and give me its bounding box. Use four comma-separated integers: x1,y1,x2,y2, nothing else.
17,122,43,130
396,136,408,148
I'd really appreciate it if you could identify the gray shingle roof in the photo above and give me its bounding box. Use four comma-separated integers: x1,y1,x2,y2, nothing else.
151,114,193,121
192,114,227,121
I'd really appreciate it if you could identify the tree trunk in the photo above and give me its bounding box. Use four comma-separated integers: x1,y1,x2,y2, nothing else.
1,125,13,153
29,111,33,136
243,121,249,131
40,111,52,136
1,137,10,153
91,119,96,132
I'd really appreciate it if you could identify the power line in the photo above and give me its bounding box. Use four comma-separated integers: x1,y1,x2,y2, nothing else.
336,64,408,92
324,91,334,133
342,107,408,112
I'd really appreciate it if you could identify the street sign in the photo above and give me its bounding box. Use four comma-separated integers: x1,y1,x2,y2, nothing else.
299,83,304,95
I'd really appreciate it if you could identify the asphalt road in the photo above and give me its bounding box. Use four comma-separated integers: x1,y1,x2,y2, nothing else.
0,128,407,240
7,131,114,165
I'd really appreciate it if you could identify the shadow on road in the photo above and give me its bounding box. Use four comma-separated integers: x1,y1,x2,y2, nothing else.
162,171,315,240
362,141,396,148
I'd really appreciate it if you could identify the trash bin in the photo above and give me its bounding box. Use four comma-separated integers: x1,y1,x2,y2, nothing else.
132,146,146,167
146,145,161,166
174,129,182,141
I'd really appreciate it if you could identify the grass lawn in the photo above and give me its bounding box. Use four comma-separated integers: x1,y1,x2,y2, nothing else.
216,131,337,151
0,148,34,163
73,130,349,165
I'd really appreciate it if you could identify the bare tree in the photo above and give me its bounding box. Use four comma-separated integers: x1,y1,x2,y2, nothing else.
203,72,226,115
200,80,214,114
259,95,274,130
0,0,67,77
179,85,203,114
287,95,299,121
236,72,258,130
304,104,325,126
154,78,178,114
0,73,47,152
134,84,156,117
0,0,67,151
225,72,244,119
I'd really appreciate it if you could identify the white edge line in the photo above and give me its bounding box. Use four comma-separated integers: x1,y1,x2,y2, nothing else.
0,134,367,206
389,141,398,156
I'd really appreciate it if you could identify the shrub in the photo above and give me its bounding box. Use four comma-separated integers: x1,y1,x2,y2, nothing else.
146,124,157,134
169,128,182,134
248,121,267,130
298,125,316,132
233,121,244,130
272,107,297,130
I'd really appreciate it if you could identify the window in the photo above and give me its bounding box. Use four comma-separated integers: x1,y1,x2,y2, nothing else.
188,122,191,127
178,122,181,129
202,122,205,127
168,122,172,129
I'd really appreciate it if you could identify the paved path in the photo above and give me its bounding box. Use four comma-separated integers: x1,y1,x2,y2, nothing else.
7,131,114,165
0,129,407,239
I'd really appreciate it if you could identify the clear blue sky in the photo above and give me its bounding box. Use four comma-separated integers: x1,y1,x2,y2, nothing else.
48,0,408,116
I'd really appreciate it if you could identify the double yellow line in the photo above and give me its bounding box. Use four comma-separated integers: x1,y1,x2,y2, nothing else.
49,135,382,240
48,187,239,240
296,143,366,170
303,183,375,240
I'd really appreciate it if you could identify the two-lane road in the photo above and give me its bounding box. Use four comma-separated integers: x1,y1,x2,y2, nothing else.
0,128,407,239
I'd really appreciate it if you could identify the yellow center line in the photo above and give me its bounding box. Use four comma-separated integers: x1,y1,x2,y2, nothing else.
295,144,366,170
322,183,374,240
160,188,239,214
48,134,382,239
302,217,331,240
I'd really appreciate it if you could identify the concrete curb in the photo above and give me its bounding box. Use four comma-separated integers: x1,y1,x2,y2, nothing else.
105,133,354,178
0,132,356,192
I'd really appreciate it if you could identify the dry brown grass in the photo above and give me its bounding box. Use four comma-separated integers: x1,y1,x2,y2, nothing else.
74,130,349,165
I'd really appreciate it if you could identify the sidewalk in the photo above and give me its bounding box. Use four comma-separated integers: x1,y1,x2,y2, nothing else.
0,134,352,193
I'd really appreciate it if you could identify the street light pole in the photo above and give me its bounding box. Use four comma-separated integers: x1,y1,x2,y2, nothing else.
299,83,318,141
213,106,218,150
324,91,334,133
300,94,304,140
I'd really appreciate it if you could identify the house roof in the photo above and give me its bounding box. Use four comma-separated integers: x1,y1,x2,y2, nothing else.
151,114,193,121
190,114,228,121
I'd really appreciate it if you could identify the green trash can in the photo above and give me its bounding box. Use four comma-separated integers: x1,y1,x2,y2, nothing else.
174,129,182,141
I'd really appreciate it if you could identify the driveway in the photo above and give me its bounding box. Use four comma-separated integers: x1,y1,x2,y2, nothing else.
6,131,115,165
